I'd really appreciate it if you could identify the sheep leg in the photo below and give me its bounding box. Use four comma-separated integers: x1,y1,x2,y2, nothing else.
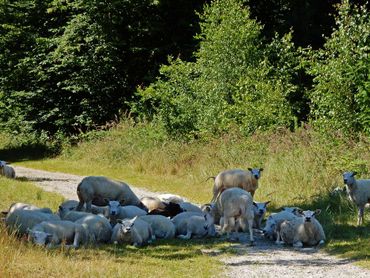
85,201,92,213
293,241,303,248
275,231,284,245
357,207,364,226
247,219,254,246
76,201,85,211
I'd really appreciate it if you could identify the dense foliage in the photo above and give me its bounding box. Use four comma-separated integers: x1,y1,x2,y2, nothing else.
0,0,369,140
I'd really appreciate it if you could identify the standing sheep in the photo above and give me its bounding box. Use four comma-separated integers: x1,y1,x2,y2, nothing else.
138,215,176,239
0,161,15,179
211,168,263,201
111,217,155,247
216,187,255,244
275,209,326,248
343,171,370,225
76,176,143,212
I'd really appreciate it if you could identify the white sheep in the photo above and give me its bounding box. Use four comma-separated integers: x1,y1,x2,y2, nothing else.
0,161,15,179
262,207,301,240
58,206,95,222
343,171,370,225
111,217,155,247
179,202,203,213
216,187,254,244
275,209,326,248
210,168,263,201
108,201,147,226
138,215,176,239
171,211,216,239
76,176,143,212
158,193,185,204
4,202,53,216
28,220,86,248
253,201,270,230
59,199,109,216
75,214,112,244
5,209,60,236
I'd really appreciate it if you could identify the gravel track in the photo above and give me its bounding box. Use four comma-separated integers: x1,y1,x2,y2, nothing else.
13,166,370,277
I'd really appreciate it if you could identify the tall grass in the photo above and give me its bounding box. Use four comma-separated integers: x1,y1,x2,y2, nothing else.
1,120,369,267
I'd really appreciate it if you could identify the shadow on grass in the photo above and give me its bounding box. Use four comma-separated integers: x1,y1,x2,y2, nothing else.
0,143,60,163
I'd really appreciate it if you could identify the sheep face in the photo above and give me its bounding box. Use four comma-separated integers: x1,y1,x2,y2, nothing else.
29,230,52,246
108,201,121,216
253,201,270,217
297,209,321,223
248,168,263,180
343,171,357,187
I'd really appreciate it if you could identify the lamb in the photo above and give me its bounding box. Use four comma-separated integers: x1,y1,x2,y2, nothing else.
253,201,270,230
111,217,155,247
76,176,143,212
210,168,263,201
171,211,216,239
343,171,370,225
138,215,176,239
5,209,60,236
216,187,254,244
262,207,301,240
0,161,15,179
28,220,86,248
75,214,112,244
275,209,326,248
108,200,147,226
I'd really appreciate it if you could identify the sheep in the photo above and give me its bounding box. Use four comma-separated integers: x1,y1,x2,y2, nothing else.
216,187,254,244
343,171,370,225
3,202,53,216
158,194,185,204
138,215,176,239
145,198,184,218
108,200,147,226
262,207,301,240
58,206,95,222
27,220,86,248
179,202,203,213
171,211,216,239
275,209,326,248
0,161,15,179
59,199,109,216
210,168,263,202
111,217,155,247
76,176,143,212
75,214,112,244
5,209,60,236
140,196,166,212
253,201,270,230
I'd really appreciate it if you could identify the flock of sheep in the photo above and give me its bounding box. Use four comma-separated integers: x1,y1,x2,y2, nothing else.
1,161,369,249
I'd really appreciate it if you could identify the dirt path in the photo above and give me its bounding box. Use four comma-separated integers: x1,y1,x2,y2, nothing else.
14,166,370,277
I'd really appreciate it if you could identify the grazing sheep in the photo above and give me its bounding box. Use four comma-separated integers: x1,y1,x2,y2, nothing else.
28,220,86,248
253,201,271,230
262,207,301,240
343,171,370,225
138,215,176,239
147,201,184,218
179,202,203,213
0,161,15,179
75,214,112,244
216,187,254,244
5,209,60,236
211,168,263,201
108,201,147,226
111,217,155,247
171,211,216,239
276,209,326,248
158,194,185,204
76,176,143,212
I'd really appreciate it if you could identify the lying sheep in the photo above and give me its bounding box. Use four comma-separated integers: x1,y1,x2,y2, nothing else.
210,168,263,201
253,201,270,230
0,161,15,179
262,207,301,240
147,201,184,218
343,171,370,225
76,176,143,212
276,209,326,248
179,202,203,213
140,196,166,212
216,187,254,244
58,206,95,222
171,211,216,239
59,199,108,216
4,202,53,216
75,214,112,244
158,194,185,204
108,201,147,226
5,209,60,236
138,215,176,239
111,217,155,247
28,220,86,248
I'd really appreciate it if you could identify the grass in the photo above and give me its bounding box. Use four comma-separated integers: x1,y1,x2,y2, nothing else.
0,121,369,270
0,177,229,277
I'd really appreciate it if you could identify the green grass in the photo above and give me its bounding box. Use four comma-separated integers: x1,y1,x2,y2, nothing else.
0,177,228,277
1,121,369,269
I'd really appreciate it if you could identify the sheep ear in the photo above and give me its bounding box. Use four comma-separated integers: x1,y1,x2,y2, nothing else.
119,199,125,205
315,209,321,216
259,168,264,172
117,219,123,224
248,168,252,171
265,201,271,206
253,202,257,207
352,172,357,176
297,209,303,215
